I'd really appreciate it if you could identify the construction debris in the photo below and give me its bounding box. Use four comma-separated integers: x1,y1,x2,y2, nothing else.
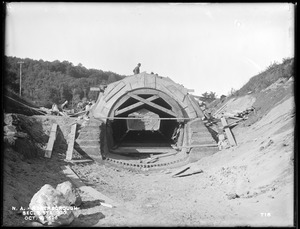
221,117,237,147
60,165,117,207
171,165,203,178
66,124,77,161
214,106,255,120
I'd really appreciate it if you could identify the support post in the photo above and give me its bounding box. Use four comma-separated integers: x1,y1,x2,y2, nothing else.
45,123,58,158
66,123,77,161
221,117,237,146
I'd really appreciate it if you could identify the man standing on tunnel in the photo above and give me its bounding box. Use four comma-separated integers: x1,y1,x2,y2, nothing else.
133,63,141,75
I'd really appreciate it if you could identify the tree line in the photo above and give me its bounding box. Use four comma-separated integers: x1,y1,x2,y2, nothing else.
4,56,126,108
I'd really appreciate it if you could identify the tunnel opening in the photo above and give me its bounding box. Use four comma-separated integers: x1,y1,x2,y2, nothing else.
106,89,185,157
108,111,182,155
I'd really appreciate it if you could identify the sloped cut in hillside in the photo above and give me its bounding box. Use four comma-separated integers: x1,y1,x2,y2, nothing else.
237,58,293,95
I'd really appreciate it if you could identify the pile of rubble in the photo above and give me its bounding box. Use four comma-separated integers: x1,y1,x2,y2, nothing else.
195,98,257,151
39,100,96,120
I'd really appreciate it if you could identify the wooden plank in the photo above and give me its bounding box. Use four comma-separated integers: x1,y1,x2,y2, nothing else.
171,166,190,178
221,117,237,146
60,165,86,188
146,151,178,163
109,94,131,116
104,81,126,102
187,94,204,117
213,103,228,116
173,169,203,178
222,122,239,129
64,159,94,164
66,123,77,161
176,143,218,149
129,89,184,118
167,85,186,102
111,147,176,154
155,79,187,108
144,74,156,88
44,123,58,158
60,165,117,207
115,95,160,116
128,93,177,117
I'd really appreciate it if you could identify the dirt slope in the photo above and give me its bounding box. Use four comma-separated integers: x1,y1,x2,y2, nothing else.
2,79,295,227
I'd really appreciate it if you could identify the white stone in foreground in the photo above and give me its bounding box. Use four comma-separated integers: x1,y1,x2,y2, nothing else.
29,184,74,226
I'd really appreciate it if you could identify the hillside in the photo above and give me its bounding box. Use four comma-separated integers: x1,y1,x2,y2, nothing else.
236,57,293,96
207,57,294,113
4,56,126,108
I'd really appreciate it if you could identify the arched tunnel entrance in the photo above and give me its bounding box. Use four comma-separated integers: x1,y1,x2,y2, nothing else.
91,73,218,169
106,88,185,155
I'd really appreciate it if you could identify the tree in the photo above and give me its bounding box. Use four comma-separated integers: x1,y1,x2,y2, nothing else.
4,56,127,106
201,91,217,100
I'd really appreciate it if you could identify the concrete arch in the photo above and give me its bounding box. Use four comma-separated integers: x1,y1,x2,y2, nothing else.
92,72,204,121
108,88,185,119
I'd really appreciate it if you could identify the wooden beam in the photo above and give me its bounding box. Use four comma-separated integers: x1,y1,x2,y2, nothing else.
110,94,131,112
60,165,117,207
104,81,126,102
115,95,159,116
44,123,58,158
221,117,237,146
213,103,228,116
128,92,177,117
110,147,176,154
176,143,218,149
66,123,77,161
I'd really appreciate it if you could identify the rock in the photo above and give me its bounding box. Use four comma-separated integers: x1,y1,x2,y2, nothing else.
56,181,82,207
15,132,28,138
4,114,14,125
227,193,240,200
29,184,75,226
4,125,17,135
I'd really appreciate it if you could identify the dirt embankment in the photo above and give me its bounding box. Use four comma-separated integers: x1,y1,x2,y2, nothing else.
2,79,294,227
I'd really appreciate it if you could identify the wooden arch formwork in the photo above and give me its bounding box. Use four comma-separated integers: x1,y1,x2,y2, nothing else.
91,72,216,164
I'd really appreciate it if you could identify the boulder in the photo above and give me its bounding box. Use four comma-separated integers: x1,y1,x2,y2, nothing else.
56,181,82,207
4,125,17,135
29,184,75,226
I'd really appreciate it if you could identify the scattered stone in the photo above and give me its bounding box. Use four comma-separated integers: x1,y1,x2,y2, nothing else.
227,193,240,200
4,114,15,125
56,181,82,207
29,184,75,226
4,125,17,135
267,139,274,147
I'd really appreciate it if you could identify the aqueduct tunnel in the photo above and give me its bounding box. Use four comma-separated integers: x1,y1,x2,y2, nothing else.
91,72,217,167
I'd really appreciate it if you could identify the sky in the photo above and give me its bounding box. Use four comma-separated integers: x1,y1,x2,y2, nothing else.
5,3,294,97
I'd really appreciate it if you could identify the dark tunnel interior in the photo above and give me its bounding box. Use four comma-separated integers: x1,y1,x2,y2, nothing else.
106,93,185,152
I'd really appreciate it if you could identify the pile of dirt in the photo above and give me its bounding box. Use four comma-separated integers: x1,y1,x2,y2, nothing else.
2,115,83,226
